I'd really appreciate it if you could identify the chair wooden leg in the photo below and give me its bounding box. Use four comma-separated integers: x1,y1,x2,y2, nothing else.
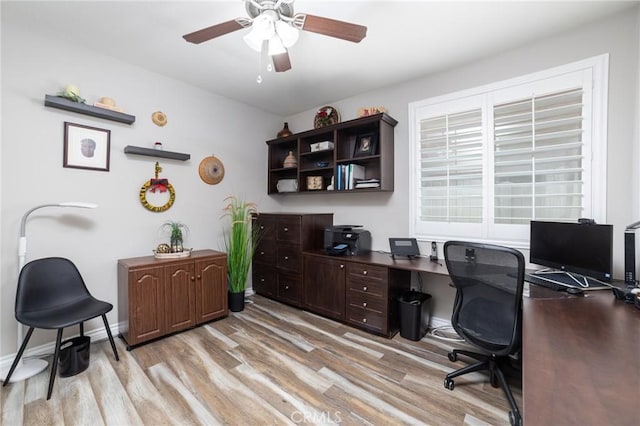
47,329,64,400
3,327,35,385
101,315,119,361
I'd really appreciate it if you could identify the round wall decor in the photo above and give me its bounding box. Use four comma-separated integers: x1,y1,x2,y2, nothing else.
314,106,340,128
199,155,225,185
152,111,167,126
139,180,175,212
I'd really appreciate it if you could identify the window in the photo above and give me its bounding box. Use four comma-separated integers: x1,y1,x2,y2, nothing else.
409,55,608,247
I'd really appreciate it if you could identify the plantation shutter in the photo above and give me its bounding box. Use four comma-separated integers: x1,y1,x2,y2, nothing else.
493,88,584,224
419,108,484,223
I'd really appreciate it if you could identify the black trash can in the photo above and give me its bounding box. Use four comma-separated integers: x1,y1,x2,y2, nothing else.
58,336,90,377
398,290,432,341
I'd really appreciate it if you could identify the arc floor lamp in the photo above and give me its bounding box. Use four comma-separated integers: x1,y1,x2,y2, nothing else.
4,202,97,382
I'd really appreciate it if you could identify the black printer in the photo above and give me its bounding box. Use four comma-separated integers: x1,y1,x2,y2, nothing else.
324,225,371,256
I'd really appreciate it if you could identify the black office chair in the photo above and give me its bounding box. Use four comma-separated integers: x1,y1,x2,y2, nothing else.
443,241,524,426
2,257,119,400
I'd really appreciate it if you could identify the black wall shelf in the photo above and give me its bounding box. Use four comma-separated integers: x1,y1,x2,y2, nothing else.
44,95,136,124
124,146,190,161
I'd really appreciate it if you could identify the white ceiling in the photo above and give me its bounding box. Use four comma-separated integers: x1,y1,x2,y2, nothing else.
3,1,637,116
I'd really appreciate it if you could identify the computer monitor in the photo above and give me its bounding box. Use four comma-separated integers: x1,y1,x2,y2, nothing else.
529,220,613,282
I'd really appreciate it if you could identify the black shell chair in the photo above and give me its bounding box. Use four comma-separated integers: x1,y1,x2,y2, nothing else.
2,257,119,399
443,241,524,426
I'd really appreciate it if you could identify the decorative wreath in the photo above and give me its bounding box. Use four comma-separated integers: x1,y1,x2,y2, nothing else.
139,162,175,212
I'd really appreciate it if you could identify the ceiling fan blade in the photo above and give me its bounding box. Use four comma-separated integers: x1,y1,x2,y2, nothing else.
183,19,247,44
298,14,367,43
273,52,292,72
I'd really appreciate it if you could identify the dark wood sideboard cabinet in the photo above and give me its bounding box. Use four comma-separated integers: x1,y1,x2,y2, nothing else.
117,249,228,349
252,213,333,307
266,113,397,194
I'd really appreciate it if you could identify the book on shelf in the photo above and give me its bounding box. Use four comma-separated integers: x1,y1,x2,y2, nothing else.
336,164,366,190
354,178,380,189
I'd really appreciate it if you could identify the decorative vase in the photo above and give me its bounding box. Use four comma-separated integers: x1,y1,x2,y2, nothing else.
277,122,292,138
283,151,297,168
228,291,245,312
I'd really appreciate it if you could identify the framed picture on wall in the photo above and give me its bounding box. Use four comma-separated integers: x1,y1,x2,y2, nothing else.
63,122,111,171
353,132,378,157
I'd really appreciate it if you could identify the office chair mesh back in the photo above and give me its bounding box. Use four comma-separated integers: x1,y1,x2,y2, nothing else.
445,241,524,356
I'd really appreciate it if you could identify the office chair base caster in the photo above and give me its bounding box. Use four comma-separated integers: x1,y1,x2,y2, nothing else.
447,352,457,362
444,377,455,390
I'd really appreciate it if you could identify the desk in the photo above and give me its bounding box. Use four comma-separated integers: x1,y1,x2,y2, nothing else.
523,290,640,425
307,251,640,423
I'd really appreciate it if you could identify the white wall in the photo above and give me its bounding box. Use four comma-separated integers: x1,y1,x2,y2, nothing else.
2,6,638,356
0,20,282,357
281,8,640,320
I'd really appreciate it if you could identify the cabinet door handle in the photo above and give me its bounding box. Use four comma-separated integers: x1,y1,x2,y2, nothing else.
362,302,367,307
362,318,367,323
363,270,368,276
197,275,201,280
261,278,265,282
284,256,289,260
363,286,368,292
260,251,265,255
340,264,344,269
285,285,289,290
191,276,195,281
260,225,265,230
283,227,288,232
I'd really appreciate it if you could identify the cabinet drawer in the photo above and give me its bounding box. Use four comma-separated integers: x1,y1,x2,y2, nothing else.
277,245,301,273
347,290,386,314
347,263,388,283
252,264,276,297
277,216,301,243
254,239,276,264
254,215,276,241
346,308,385,334
277,272,301,306
347,276,386,297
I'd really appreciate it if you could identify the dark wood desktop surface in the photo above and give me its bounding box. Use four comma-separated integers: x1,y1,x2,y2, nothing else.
523,290,640,425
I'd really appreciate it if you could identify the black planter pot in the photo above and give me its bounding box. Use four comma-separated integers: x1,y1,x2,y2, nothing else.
228,291,245,312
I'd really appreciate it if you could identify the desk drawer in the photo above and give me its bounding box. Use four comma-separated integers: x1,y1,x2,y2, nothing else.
347,291,386,314
347,276,386,297
346,308,385,334
347,263,387,283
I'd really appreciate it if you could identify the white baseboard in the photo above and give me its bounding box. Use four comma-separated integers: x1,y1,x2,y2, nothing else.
429,316,451,329
0,323,120,374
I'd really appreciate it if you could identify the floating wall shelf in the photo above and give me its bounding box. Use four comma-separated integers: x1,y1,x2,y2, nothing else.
44,95,136,124
124,145,191,161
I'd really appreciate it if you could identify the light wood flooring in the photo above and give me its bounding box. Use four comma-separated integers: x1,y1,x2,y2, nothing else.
2,295,522,425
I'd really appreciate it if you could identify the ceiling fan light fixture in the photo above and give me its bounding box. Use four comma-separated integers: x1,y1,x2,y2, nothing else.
268,36,286,56
275,20,299,48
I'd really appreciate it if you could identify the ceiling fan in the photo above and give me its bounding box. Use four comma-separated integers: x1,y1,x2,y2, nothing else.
183,0,367,73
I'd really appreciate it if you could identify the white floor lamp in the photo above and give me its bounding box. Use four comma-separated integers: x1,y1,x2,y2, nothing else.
3,202,97,383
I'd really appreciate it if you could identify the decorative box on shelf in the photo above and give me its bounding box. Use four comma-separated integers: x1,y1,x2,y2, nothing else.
310,141,334,152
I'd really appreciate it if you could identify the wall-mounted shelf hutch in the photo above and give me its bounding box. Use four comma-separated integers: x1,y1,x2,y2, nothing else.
44,95,136,124
124,145,191,161
266,113,397,194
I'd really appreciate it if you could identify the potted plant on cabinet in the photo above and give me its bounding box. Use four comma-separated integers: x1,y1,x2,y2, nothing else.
222,196,260,312
160,221,189,253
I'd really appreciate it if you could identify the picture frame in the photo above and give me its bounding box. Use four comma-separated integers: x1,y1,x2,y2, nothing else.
353,132,378,157
63,122,111,171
